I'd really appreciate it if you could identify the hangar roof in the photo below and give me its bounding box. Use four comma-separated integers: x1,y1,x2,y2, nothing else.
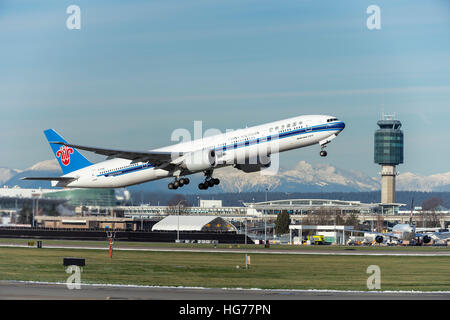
152,215,236,232
243,199,380,211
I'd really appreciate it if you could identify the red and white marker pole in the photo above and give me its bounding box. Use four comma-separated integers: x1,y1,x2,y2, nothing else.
109,237,113,258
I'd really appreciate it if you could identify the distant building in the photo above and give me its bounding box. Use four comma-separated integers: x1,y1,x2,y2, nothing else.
0,186,66,225
200,200,222,208
43,188,117,207
34,215,135,230
245,199,380,215
0,185,59,198
0,186,125,227
0,186,123,209
374,114,404,204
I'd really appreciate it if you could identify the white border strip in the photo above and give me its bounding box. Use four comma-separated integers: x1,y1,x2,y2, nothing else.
2,280,450,295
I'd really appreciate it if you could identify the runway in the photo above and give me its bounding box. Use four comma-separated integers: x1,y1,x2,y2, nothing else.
1,281,449,300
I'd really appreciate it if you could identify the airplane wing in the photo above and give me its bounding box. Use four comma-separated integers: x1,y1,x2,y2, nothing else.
51,142,178,165
415,232,428,237
352,230,396,238
433,232,450,240
420,231,450,240
21,177,76,182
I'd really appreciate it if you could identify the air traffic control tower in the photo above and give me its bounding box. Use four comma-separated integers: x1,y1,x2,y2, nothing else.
374,115,404,204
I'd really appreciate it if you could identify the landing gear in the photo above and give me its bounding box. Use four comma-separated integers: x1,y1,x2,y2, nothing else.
168,177,190,190
179,178,190,185
198,171,220,190
320,144,328,157
198,178,220,190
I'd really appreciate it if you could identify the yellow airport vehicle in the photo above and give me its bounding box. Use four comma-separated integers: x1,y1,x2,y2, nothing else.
307,235,326,245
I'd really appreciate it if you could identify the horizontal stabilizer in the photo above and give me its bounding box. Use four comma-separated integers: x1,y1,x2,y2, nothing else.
21,177,76,182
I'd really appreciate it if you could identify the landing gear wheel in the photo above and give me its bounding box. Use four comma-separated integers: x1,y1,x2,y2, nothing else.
199,170,219,190
169,177,189,190
320,150,327,157
199,182,209,190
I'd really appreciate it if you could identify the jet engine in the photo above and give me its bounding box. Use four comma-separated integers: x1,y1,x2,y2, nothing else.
234,155,271,173
375,235,384,244
180,149,216,172
235,162,271,173
422,235,431,244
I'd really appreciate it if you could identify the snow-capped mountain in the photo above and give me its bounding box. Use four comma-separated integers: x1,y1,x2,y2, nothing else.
213,161,380,192
25,159,61,172
397,172,450,192
2,159,450,193
0,168,22,185
0,159,61,185
1,160,62,189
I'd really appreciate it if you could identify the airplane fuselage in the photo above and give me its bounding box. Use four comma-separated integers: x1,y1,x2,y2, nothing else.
391,224,416,241
55,114,345,188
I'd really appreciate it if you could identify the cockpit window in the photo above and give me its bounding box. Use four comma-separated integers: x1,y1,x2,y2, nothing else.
327,118,338,122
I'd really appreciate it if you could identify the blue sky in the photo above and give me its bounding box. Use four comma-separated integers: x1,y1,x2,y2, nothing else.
1,0,449,177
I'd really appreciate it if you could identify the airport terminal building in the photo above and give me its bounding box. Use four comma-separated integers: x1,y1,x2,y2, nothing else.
1,187,450,233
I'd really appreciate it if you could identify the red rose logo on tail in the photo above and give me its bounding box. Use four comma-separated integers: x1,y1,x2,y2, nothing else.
56,145,74,166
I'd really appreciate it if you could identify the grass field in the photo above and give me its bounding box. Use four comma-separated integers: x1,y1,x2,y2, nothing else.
1,245,450,291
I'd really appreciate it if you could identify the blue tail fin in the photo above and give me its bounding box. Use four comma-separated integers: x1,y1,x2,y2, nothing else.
44,129,93,175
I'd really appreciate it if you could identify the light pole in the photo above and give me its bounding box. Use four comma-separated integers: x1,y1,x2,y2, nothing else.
252,197,255,242
31,198,39,228
31,198,35,228
177,204,180,242
176,200,186,242
245,214,247,245
265,187,268,243
238,200,244,236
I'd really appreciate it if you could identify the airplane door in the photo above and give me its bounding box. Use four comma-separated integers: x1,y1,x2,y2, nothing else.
305,123,312,132
91,168,98,181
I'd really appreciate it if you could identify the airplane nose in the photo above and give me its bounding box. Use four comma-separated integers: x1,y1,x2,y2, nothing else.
336,121,345,133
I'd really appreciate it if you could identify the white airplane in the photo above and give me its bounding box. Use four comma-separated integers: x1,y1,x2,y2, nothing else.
368,224,433,244
363,223,450,245
360,204,449,245
23,115,345,190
